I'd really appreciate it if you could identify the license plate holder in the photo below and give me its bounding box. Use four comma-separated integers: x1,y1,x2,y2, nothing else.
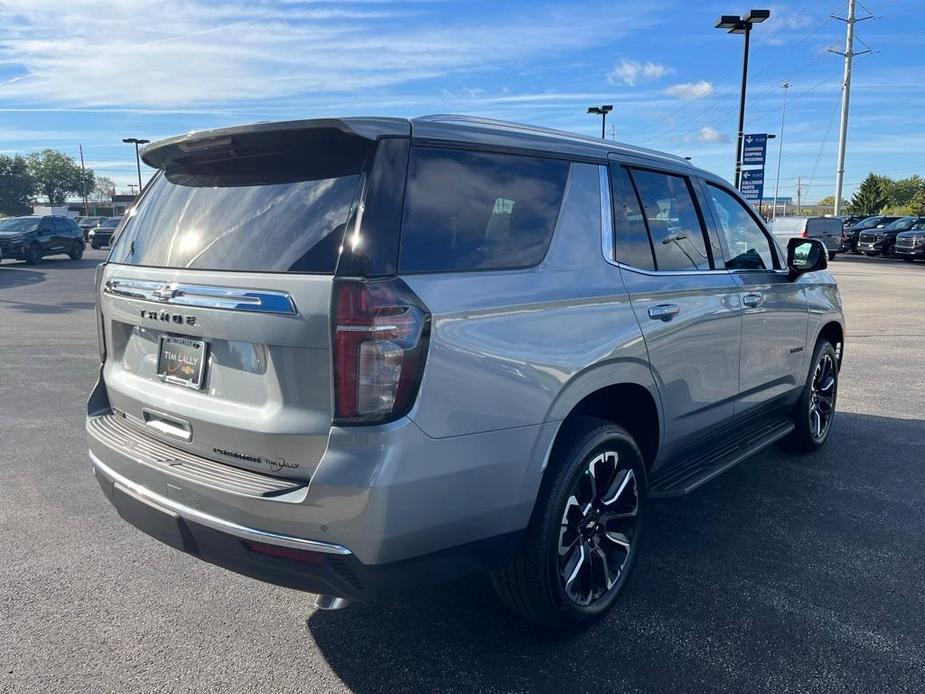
157,335,208,389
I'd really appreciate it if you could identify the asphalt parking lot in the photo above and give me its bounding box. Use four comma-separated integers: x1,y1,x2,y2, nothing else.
1,250,923,693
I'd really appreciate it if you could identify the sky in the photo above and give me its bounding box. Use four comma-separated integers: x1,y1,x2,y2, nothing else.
0,0,921,203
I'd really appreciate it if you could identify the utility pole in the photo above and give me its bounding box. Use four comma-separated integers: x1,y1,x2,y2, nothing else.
79,145,89,216
771,82,790,219
610,124,616,141
796,177,803,215
831,0,872,216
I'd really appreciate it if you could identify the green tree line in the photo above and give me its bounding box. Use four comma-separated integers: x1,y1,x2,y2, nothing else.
819,173,925,216
0,149,100,215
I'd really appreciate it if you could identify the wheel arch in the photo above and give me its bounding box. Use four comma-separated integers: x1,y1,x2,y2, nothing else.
817,320,844,369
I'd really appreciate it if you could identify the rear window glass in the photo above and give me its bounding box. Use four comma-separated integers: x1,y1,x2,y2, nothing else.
109,133,367,274
399,147,570,273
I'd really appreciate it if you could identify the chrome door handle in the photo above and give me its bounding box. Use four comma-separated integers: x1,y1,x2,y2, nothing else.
743,293,764,308
648,304,680,321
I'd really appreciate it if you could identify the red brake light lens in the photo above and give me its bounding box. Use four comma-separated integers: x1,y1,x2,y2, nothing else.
332,278,430,425
94,262,107,362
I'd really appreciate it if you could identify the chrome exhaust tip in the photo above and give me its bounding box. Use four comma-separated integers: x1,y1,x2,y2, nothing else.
314,595,351,611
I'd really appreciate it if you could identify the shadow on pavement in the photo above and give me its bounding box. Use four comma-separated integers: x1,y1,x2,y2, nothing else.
307,411,925,693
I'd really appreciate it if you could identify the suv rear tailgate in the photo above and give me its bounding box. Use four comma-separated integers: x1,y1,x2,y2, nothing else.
100,264,334,481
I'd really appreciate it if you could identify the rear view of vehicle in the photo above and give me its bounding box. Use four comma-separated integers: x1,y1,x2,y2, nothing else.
89,118,531,612
769,216,840,260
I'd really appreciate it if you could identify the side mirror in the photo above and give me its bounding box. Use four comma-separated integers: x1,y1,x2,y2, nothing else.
787,238,827,279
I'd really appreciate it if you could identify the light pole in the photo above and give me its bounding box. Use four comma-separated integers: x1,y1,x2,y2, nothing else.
715,10,770,188
122,137,150,196
771,82,790,219
587,105,613,139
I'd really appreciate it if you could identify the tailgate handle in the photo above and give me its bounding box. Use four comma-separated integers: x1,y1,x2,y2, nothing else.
143,409,192,442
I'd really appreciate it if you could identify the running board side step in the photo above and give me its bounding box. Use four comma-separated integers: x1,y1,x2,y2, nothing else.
649,417,794,498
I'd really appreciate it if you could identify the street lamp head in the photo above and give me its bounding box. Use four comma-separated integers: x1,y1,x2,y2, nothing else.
715,15,741,29
587,105,613,115
745,9,770,23
122,137,151,145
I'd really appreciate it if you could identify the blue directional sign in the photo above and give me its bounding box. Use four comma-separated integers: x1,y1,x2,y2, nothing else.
740,169,764,202
742,133,768,166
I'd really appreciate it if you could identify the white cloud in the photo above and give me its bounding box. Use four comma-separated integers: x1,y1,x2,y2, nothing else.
0,1,662,108
607,58,674,86
665,80,714,100
697,126,727,143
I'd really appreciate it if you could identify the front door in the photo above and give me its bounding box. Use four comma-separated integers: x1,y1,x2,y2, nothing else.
701,181,808,413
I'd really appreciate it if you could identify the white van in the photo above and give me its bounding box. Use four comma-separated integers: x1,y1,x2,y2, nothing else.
769,216,842,259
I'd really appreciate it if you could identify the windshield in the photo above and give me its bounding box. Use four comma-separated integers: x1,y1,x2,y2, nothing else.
0,218,40,233
885,217,915,230
854,217,883,229
99,218,120,228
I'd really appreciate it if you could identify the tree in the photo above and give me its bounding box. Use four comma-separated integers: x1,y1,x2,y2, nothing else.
816,195,848,208
889,175,923,208
26,149,95,206
911,187,925,216
91,176,116,204
0,154,35,215
850,173,889,215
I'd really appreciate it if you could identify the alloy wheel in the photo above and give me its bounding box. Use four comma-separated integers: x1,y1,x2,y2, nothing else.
809,353,836,441
558,450,639,606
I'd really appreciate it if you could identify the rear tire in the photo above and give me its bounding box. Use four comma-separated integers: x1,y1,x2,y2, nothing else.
68,240,84,260
491,417,646,628
24,243,42,265
786,339,838,452
827,252,836,261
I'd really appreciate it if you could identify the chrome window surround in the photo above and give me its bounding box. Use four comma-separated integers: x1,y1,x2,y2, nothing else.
598,164,789,278
104,278,297,315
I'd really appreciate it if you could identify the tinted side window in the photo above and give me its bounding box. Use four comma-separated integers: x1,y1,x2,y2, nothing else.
630,169,711,271
399,147,570,273
52,219,69,232
610,165,655,270
707,183,776,270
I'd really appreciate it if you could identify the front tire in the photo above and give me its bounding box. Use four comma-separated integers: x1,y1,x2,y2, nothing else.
786,340,838,452
902,257,915,263
24,243,43,265
491,417,646,627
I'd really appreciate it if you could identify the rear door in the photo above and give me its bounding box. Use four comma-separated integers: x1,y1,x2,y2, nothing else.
608,161,742,454
701,181,807,412
97,124,400,480
36,217,56,252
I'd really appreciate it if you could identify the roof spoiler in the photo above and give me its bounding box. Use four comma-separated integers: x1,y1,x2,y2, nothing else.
141,117,410,170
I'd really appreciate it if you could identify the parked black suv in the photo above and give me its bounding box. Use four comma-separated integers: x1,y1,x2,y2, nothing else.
0,215,85,264
857,216,925,257
88,217,121,249
841,216,901,254
895,222,925,262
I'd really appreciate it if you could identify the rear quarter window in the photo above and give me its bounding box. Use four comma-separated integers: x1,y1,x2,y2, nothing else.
399,147,571,273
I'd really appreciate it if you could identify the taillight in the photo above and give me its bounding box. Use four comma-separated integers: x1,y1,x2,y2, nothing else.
94,262,107,362
332,278,430,425
801,225,809,238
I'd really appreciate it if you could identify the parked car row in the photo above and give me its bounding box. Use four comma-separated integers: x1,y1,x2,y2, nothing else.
767,214,925,264
0,214,122,264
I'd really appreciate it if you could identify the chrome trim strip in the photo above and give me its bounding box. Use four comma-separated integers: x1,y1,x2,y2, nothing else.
90,451,352,556
104,278,297,315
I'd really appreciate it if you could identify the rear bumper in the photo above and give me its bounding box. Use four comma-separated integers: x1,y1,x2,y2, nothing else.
92,452,520,601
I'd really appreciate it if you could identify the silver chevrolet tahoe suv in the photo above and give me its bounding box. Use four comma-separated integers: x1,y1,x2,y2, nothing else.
87,115,844,627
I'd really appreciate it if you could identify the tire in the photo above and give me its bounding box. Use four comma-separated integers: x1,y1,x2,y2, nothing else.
90,243,100,250
902,257,915,263
24,243,43,265
864,252,877,257
68,240,84,260
786,339,838,452
827,252,836,261
491,416,646,628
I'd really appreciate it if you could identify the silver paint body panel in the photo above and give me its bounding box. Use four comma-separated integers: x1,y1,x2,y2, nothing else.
88,116,844,570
